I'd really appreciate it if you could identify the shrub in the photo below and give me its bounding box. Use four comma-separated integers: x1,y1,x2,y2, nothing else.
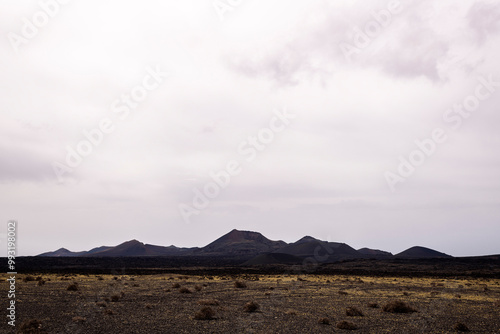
346,307,363,317
338,290,348,296
336,320,357,330
367,303,379,308
96,276,104,281
453,322,470,332
72,316,86,323
18,319,42,333
244,301,259,313
194,306,215,320
96,301,107,308
318,317,330,325
37,280,46,286
110,294,121,302
179,287,192,294
23,275,36,282
172,283,181,288
234,280,247,288
145,304,153,309
382,300,416,313
104,309,115,315
194,284,202,291
67,283,79,291
198,299,219,306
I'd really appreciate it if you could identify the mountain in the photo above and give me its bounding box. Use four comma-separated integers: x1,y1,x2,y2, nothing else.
274,238,362,263
358,248,393,258
37,248,86,257
395,246,452,259
195,229,287,256
243,252,303,265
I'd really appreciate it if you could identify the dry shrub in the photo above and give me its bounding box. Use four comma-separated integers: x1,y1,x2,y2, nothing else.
194,284,202,291
18,319,42,334
194,306,215,320
104,309,115,315
234,280,247,288
96,276,104,281
382,300,416,313
243,301,259,313
367,303,379,308
346,307,363,317
37,280,46,286
495,299,500,307
67,283,79,291
338,290,348,296
72,316,86,323
179,287,192,293
23,275,36,282
198,299,219,306
318,317,330,325
453,322,470,332
172,283,181,288
145,304,153,309
337,320,357,330
103,297,111,302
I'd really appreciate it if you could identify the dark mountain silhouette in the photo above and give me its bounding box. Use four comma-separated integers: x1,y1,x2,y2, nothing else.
37,230,454,262
195,229,286,256
358,248,393,258
395,246,452,259
37,248,86,257
274,239,362,263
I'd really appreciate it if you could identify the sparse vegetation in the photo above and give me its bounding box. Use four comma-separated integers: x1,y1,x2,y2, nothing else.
243,301,259,313
194,306,215,320
346,306,363,317
336,320,357,330
234,280,247,288
382,300,416,313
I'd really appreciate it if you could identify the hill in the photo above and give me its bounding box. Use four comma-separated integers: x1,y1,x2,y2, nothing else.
395,246,452,259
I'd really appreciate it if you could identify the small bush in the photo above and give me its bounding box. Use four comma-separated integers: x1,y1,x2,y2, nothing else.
194,284,202,291
72,316,86,323
367,303,379,308
318,317,330,325
194,306,215,320
198,299,219,306
18,319,42,333
145,304,153,309
243,301,260,313
179,287,192,293
453,322,470,332
382,300,416,313
172,283,181,288
338,290,348,296
110,294,121,302
67,283,79,291
23,275,36,282
346,307,363,317
104,309,115,315
234,280,247,288
337,320,357,330
37,280,46,286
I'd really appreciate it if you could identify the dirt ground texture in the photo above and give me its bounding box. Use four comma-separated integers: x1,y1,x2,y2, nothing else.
2,273,500,333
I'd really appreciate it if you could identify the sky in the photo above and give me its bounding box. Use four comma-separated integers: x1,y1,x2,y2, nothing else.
1,0,499,257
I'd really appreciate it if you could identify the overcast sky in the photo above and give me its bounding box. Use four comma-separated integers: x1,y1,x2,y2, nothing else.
1,0,499,257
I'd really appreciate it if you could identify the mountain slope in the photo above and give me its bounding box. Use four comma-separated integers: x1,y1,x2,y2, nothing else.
275,239,362,262
37,248,86,257
395,246,452,259
196,229,287,256
358,248,393,258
